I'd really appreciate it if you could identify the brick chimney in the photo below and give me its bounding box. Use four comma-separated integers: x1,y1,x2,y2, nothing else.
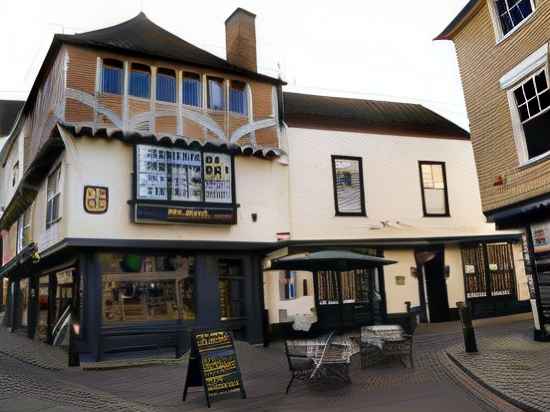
225,8,257,72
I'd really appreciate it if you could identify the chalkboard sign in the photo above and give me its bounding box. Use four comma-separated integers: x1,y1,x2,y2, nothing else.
183,329,246,408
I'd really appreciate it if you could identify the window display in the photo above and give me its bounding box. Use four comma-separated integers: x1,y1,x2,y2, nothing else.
37,275,49,342
19,278,29,327
100,254,196,323
219,259,245,319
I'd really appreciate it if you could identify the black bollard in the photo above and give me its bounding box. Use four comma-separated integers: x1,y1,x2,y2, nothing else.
457,302,478,353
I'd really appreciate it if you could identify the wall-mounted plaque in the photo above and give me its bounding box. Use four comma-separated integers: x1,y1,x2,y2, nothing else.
395,276,405,286
83,186,108,214
531,221,550,254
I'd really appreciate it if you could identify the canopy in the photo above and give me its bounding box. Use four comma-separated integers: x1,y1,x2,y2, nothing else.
266,250,397,272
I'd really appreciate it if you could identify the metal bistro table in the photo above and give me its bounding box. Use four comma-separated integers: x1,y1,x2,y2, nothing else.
360,325,414,369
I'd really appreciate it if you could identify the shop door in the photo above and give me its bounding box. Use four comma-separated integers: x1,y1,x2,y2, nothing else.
423,250,450,323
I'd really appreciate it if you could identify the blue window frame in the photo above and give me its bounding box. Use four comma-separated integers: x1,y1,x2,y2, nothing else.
182,73,201,107
102,60,123,95
229,81,248,115
207,77,225,111
157,69,176,103
129,64,150,98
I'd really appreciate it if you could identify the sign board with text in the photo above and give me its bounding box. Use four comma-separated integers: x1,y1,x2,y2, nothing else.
183,329,246,408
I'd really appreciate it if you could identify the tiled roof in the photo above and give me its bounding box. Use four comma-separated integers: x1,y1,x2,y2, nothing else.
56,12,282,85
283,92,469,139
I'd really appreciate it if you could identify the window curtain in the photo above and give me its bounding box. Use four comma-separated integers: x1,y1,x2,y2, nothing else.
157,73,176,103
130,70,150,98
229,87,248,115
183,77,201,107
208,79,225,110
102,66,122,94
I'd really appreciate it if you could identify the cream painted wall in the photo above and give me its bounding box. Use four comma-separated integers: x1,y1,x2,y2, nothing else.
513,242,530,301
264,270,315,324
60,129,290,242
383,249,420,314
445,245,466,308
286,127,495,240
0,129,24,210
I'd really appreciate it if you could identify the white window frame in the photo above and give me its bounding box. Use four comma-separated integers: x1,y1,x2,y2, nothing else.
46,164,63,229
501,44,550,165
11,161,19,188
16,207,32,253
488,0,536,44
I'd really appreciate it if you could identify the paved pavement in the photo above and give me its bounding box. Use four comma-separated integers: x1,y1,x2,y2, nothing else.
0,312,536,412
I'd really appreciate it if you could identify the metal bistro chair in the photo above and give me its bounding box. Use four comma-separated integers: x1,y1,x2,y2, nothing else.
284,340,316,394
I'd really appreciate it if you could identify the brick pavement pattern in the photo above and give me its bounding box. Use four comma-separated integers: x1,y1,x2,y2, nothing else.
0,312,535,412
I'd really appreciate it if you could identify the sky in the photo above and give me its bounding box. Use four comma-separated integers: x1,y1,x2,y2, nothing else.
0,0,470,129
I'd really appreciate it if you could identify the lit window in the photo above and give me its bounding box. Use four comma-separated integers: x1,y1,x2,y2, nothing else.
156,68,176,103
495,0,534,36
182,72,201,107
419,161,449,217
46,165,62,228
332,156,366,216
102,59,123,95
218,259,245,319
512,68,550,159
207,77,225,111
129,63,150,99
100,254,196,323
229,81,248,115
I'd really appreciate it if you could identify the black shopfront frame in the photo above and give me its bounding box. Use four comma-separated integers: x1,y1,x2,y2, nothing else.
131,143,238,225
331,155,367,217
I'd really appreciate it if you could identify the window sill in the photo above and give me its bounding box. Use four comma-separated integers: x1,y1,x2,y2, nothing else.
423,214,451,218
496,11,536,46
182,103,202,110
128,95,151,103
155,100,177,106
98,91,123,98
518,150,550,170
335,213,367,218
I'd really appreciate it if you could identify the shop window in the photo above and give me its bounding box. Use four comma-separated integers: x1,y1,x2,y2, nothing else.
51,270,73,347
279,271,296,300
46,165,62,228
19,278,29,328
229,80,248,115
156,68,176,103
182,72,201,107
16,208,31,253
303,279,309,296
318,271,340,305
340,270,370,304
419,161,449,217
129,63,151,99
218,259,245,319
512,68,550,159
100,254,196,323
102,59,123,95
37,275,49,342
331,155,366,216
207,77,225,111
494,0,534,37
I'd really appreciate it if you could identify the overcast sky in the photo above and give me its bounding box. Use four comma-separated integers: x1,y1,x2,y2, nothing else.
1,0,469,129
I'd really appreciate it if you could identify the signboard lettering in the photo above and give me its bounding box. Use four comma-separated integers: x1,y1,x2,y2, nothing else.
135,205,236,225
183,329,246,408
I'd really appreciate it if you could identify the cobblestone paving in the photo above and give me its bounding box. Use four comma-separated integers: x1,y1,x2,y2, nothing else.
448,326,550,412
0,313,535,412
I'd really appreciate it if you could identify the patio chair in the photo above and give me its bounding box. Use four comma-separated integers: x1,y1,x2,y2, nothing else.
284,340,315,394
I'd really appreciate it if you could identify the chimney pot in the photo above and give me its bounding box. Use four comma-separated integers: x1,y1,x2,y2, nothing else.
225,8,257,72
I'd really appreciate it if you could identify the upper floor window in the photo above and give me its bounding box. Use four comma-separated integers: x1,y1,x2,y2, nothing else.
207,77,225,111
419,161,450,217
495,0,534,37
182,72,201,107
16,208,31,253
11,161,19,188
102,59,123,95
512,68,550,159
156,68,176,103
46,165,62,229
129,63,151,99
331,155,366,216
229,80,248,116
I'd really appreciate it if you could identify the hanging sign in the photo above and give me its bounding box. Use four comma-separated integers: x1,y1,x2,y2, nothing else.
183,329,246,408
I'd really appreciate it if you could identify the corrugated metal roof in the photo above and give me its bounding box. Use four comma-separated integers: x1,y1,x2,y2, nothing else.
435,0,481,40
0,100,24,136
283,92,469,139
56,12,283,85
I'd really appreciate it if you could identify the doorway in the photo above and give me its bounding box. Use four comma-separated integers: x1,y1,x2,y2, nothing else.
419,249,450,323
